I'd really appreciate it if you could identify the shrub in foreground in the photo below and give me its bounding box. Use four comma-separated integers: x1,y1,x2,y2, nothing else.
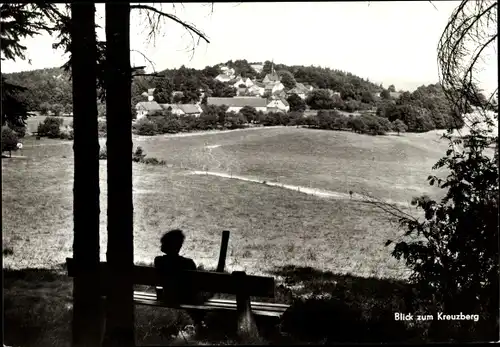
131,146,165,165
140,157,166,166
385,126,499,341
132,146,146,162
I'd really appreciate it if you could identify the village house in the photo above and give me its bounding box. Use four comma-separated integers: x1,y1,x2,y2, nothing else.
236,87,248,96
228,76,254,89
286,83,310,100
135,101,162,120
178,104,203,117
220,66,236,77
248,82,265,96
159,104,203,117
273,90,288,100
264,81,285,95
215,66,236,82
207,97,268,113
303,84,314,92
141,88,156,101
389,91,402,99
159,104,183,116
263,71,280,84
267,98,290,113
215,74,232,83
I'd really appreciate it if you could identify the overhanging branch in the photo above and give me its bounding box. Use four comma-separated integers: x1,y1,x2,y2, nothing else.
130,4,210,44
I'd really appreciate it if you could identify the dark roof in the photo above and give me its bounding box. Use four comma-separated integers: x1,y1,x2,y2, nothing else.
136,101,162,111
178,104,202,114
207,97,268,108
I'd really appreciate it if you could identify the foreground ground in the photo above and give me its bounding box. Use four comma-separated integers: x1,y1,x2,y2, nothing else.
4,126,473,345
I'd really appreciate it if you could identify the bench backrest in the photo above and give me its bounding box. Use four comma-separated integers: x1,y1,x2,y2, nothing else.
66,258,275,298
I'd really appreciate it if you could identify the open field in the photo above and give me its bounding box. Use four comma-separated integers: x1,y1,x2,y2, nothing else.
2,127,451,280
132,126,449,204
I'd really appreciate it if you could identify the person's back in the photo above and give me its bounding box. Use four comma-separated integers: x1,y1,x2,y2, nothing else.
154,230,199,305
154,254,196,274
154,229,211,334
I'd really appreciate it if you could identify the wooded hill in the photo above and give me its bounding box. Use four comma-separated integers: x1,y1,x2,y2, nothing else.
4,59,384,111
3,59,472,133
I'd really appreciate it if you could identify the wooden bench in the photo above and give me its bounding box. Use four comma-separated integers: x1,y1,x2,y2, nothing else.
66,231,289,337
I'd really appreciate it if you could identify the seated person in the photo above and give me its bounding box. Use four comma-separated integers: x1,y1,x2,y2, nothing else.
154,229,210,332
154,229,198,305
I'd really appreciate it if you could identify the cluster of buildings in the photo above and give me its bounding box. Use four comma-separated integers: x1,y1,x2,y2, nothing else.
135,62,317,120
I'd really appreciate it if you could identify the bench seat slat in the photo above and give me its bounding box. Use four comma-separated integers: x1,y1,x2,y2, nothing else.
133,291,288,317
134,291,289,310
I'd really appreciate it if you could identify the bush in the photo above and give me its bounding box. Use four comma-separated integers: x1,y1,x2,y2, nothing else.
392,119,408,135
132,146,146,162
40,102,51,116
162,117,182,133
141,157,166,166
148,116,166,132
261,112,287,126
385,127,499,341
59,128,74,140
225,113,247,129
134,118,158,136
315,110,349,130
347,117,368,134
178,115,198,132
37,116,64,138
359,114,391,135
287,111,305,126
131,146,166,165
51,103,64,117
239,106,258,123
1,126,19,154
9,124,26,138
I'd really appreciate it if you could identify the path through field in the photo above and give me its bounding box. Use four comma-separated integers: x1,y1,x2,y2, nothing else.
190,170,411,208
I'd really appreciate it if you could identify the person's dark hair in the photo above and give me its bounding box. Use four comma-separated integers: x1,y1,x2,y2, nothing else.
160,229,185,255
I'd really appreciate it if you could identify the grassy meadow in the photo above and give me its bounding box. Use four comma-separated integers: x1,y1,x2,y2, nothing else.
2,126,451,278
3,125,464,345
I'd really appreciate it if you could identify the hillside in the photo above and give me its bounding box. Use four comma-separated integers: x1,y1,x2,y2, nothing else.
3,60,385,111
3,67,72,111
3,60,476,136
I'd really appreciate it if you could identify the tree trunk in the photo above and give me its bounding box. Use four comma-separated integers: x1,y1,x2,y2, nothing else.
71,3,103,346
103,3,135,346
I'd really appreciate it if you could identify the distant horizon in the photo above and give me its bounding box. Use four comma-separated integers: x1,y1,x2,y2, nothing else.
1,2,497,94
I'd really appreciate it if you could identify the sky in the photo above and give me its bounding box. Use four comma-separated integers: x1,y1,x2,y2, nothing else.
2,1,497,93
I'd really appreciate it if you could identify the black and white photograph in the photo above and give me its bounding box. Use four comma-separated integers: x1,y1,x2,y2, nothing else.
2,1,498,346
